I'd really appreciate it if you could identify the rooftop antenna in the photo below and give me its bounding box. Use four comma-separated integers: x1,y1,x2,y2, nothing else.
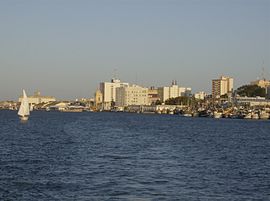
111,68,119,83
261,60,265,81
113,68,117,79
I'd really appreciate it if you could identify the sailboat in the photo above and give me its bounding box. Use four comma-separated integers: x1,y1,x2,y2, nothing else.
18,89,30,121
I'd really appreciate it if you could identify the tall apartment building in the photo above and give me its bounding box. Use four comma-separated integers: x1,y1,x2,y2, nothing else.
158,81,192,102
115,85,149,107
212,76,233,98
99,78,129,109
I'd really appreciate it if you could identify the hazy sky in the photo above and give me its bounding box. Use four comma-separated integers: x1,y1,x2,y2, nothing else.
0,0,269,100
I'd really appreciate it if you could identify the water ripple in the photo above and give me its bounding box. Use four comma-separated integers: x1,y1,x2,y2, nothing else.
0,111,269,200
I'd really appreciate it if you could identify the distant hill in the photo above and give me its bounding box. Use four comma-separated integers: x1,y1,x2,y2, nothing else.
236,85,266,97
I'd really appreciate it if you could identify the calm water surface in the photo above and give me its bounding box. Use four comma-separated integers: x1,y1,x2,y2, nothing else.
0,111,269,200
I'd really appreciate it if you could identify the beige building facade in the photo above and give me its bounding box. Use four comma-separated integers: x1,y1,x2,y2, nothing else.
212,76,233,98
115,85,149,107
148,87,160,105
194,91,207,100
250,79,270,88
94,89,103,110
158,81,192,102
18,91,56,104
99,78,129,109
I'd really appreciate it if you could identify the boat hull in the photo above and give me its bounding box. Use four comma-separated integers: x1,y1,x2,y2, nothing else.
213,112,222,119
19,116,29,121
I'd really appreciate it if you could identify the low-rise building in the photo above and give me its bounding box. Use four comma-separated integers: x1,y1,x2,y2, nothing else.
116,85,149,107
18,91,56,105
158,81,192,102
179,87,192,97
235,96,270,107
48,102,69,111
250,79,270,89
194,91,207,100
94,89,103,110
148,87,160,105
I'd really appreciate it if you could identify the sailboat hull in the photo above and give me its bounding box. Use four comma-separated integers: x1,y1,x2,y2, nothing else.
20,116,29,121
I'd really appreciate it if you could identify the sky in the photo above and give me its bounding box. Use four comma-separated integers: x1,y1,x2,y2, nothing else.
0,0,269,100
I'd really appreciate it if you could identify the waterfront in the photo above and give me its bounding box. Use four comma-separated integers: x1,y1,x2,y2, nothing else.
0,111,269,200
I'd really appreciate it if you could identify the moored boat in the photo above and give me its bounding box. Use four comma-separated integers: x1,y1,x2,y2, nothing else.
252,112,259,119
198,110,210,117
244,112,252,119
213,111,222,119
259,110,269,120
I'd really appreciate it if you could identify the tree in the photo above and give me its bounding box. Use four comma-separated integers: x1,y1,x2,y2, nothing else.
220,94,228,99
236,85,266,97
165,96,192,105
154,100,162,105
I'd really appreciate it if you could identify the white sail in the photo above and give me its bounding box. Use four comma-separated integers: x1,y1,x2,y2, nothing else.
18,89,30,117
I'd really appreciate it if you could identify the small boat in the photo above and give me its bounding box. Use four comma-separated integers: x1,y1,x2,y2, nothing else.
192,112,199,117
182,110,193,117
252,112,259,119
244,112,252,119
183,113,192,117
30,104,34,111
213,111,222,119
259,111,269,120
18,89,30,121
198,110,210,117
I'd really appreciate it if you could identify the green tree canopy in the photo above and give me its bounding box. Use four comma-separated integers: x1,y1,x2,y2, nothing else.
154,100,162,105
165,96,193,105
236,85,266,97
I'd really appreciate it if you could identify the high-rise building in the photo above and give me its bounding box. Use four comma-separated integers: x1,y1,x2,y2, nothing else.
212,76,233,98
99,78,129,109
158,81,192,102
115,85,149,107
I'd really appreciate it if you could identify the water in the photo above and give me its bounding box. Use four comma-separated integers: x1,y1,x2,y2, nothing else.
0,110,269,200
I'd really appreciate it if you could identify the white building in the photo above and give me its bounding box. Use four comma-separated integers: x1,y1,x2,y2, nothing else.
100,78,129,109
18,91,56,105
194,91,207,100
212,76,233,98
179,87,192,97
235,96,270,107
115,85,149,107
158,81,192,102
250,79,270,89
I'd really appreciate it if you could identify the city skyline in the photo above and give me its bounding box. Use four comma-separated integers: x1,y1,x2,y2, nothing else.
0,0,269,100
